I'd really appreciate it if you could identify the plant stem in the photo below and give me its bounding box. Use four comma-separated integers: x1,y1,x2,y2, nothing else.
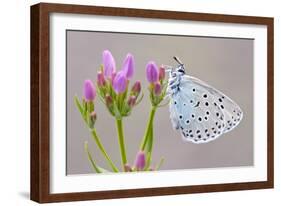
115,119,127,170
145,126,154,170
140,106,157,150
91,129,119,172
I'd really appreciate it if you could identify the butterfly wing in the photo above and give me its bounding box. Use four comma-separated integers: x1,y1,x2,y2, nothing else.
169,75,243,144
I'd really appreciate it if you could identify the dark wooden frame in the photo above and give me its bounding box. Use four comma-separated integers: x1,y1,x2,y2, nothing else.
31,2,274,203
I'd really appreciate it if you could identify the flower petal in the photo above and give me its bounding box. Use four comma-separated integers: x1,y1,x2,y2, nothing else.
113,71,127,94
102,50,116,78
83,80,96,101
146,61,159,83
122,53,135,79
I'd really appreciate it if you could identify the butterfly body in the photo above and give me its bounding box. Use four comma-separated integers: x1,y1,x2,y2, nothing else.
167,58,243,144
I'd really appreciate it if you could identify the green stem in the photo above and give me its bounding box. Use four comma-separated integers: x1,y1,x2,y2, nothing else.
145,126,154,170
115,119,127,169
91,129,119,172
140,106,157,150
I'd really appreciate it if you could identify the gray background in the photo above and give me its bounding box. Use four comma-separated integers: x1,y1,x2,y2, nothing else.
66,30,253,175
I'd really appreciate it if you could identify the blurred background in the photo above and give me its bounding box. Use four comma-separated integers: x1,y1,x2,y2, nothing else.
66,30,253,174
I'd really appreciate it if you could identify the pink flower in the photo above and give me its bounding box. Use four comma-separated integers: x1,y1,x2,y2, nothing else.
127,96,136,108
97,71,106,87
146,61,159,83
102,50,116,78
122,53,135,80
154,82,162,96
134,151,146,170
113,71,127,94
83,80,96,101
131,80,141,95
158,66,165,81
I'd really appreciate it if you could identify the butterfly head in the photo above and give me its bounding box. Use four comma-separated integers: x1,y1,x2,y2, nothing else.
166,57,186,95
170,56,186,78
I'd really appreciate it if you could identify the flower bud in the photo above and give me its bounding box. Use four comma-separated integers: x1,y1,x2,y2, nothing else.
146,61,159,83
122,53,135,80
90,111,97,121
83,80,96,102
131,80,141,95
124,164,132,172
154,82,162,96
159,66,165,81
103,50,116,78
105,94,113,107
134,151,146,170
113,71,127,94
97,71,106,87
89,111,97,128
127,96,136,108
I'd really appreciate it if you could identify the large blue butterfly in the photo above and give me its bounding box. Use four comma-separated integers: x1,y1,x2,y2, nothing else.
167,57,243,144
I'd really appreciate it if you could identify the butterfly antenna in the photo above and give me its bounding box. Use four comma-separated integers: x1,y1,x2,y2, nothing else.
173,56,183,65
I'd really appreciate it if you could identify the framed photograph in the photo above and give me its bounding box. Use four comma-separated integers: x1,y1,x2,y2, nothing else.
31,3,274,203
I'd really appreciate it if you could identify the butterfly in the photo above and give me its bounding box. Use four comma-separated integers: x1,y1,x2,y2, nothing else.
166,57,243,144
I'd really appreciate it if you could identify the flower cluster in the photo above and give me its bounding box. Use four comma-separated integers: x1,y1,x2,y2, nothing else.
75,79,97,130
146,62,167,107
75,50,167,173
97,50,143,119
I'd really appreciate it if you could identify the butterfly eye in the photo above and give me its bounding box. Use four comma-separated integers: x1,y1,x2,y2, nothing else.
177,68,185,73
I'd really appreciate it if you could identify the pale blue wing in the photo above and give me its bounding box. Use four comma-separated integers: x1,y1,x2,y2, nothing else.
169,75,243,144
184,75,243,133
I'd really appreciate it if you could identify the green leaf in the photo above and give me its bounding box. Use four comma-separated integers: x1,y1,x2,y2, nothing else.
90,129,119,172
97,166,110,173
155,158,164,170
74,96,84,117
135,92,144,106
84,142,102,173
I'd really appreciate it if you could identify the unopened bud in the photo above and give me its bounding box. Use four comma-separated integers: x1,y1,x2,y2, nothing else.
97,71,106,87
124,164,133,172
105,94,113,107
127,96,136,108
89,111,97,128
134,151,146,170
159,66,165,81
131,81,141,95
154,82,162,96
